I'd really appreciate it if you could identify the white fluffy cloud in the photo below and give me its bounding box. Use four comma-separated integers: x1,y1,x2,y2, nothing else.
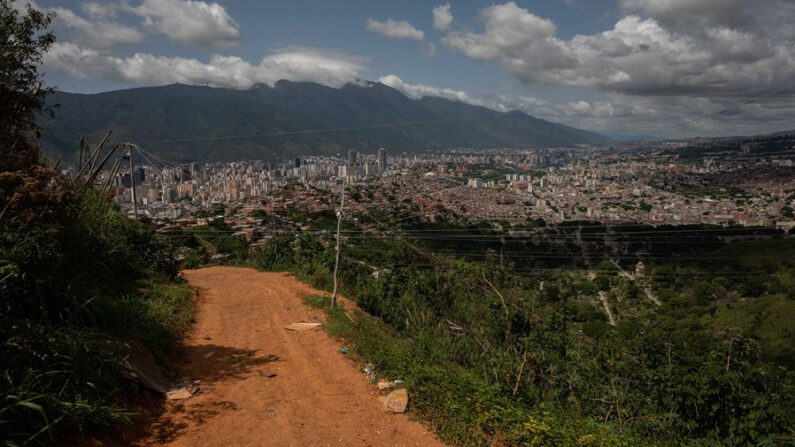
432,3,452,31
366,18,424,41
21,1,144,48
378,74,483,106
442,1,795,98
124,0,240,47
44,43,369,89
24,0,239,48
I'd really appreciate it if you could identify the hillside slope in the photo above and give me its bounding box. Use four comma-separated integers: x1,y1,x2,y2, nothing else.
41,81,609,162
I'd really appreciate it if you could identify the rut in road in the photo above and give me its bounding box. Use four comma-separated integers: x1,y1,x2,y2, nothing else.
133,266,445,447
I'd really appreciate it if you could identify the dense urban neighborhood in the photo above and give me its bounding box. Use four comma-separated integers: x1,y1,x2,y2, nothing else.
85,137,795,248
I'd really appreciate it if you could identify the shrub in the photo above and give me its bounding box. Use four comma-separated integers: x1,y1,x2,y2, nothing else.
0,172,190,442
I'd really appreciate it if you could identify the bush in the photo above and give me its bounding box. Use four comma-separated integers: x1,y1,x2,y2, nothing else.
254,235,294,271
0,171,191,442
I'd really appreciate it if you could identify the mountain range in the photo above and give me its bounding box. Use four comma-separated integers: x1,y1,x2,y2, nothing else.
41,81,610,163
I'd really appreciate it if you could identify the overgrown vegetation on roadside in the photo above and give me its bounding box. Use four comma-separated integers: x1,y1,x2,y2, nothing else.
255,221,795,446
0,176,194,444
1,1,194,443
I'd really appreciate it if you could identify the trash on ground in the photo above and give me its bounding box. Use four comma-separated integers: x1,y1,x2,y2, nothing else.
284,322,321,331
166,388,193,400
363,364,374,374
379,388,408,413
166,380,201,400
119,340,176,394
368,373,378,383
339,346,349,354
203,334,211,340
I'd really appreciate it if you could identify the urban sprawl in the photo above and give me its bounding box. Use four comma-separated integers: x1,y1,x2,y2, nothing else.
82,142,795,244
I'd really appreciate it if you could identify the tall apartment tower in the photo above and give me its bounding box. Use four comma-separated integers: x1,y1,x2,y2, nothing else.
377,147,387,174
347,149,358,165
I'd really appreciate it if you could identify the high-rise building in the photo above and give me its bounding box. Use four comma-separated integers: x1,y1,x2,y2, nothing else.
162,185,175,204
180,166,192,182
120,168,145,188
347,149,357,165
377,147,387,174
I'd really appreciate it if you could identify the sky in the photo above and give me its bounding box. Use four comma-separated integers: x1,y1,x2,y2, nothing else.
19,0,795,137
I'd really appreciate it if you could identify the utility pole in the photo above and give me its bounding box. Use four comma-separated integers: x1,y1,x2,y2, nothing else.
330,177,346,308
126,144,138,219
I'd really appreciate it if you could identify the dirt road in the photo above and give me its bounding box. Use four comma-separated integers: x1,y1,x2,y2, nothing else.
135,266,445,447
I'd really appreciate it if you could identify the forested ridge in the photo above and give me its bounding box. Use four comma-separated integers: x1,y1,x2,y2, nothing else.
40,82,609,164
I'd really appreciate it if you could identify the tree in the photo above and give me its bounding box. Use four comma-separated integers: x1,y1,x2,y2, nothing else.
255,235,294,271
1,0,55,170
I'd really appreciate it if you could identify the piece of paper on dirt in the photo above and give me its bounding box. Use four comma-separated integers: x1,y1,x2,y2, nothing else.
166,388,194,400
284,322,322,331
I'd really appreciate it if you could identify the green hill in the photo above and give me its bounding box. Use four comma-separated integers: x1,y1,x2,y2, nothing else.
40,81,610,163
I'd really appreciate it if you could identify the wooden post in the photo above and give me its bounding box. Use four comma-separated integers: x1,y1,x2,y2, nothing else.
330,177,346,308
127,145,138,219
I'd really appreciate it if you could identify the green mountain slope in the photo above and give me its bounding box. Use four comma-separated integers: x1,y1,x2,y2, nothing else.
41,81,610,163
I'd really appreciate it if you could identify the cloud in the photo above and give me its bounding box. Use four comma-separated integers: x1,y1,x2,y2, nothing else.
422,42,437,57
442,1,795,99
378,74,484,106
493,92,795,137
125,0,240,47
21,0,241,48
432,3,452,31
81,2,120,20
366,18,424,41
44,43,369,89
377,73,795,137
21,1,144,48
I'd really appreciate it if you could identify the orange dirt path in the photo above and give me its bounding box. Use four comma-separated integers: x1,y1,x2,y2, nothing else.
135,266,445,447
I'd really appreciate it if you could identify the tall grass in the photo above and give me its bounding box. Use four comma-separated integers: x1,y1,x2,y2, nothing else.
0,170,193,444
304,295,630,446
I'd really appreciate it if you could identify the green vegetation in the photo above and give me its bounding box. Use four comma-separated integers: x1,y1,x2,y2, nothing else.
0,0,54,145
1,2,193,443
0,184,192,444
161,224,251,268
256,221,794,446
679,186,749,199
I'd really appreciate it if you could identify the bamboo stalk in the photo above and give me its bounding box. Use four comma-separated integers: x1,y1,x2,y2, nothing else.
74,131,111,181
85,144,119,186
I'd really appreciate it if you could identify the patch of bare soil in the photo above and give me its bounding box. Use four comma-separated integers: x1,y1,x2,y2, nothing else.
131,266,445,447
